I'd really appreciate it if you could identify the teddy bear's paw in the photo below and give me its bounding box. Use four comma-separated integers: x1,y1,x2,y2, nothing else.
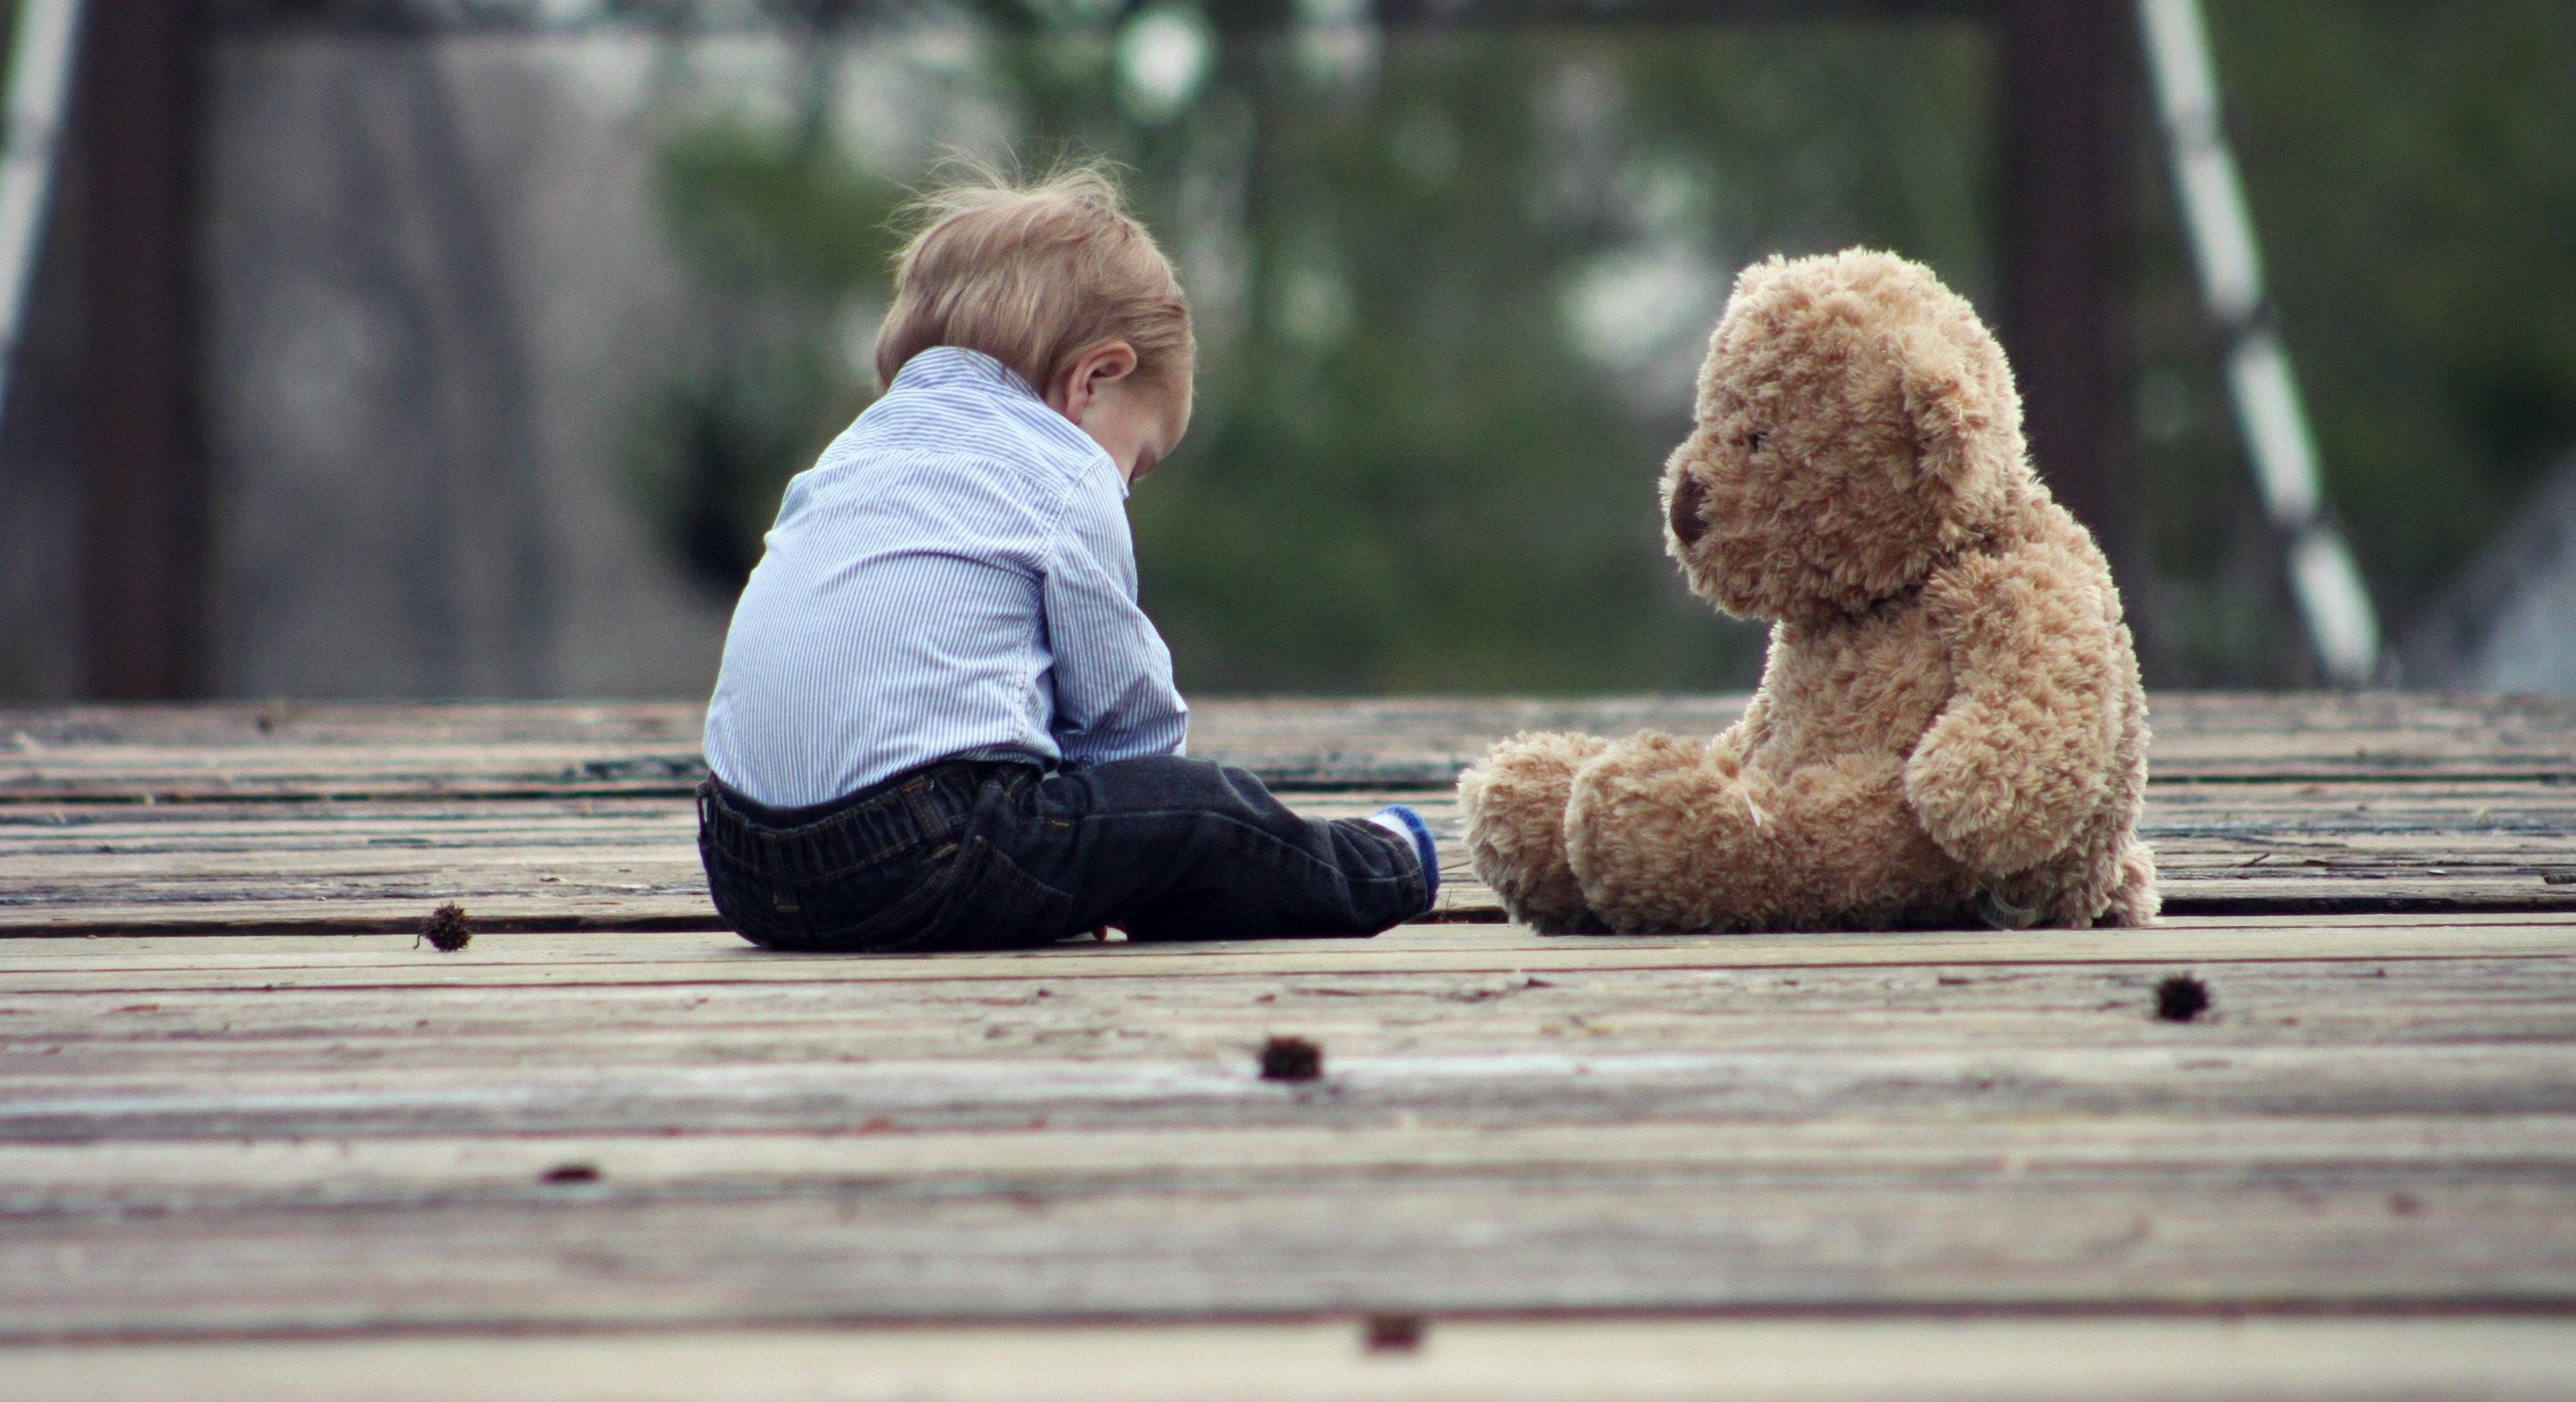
1458,732,1611,931
1527,907,1614,937
1561,745,1763,935
1476,850,1598,931
2101,841,2161,927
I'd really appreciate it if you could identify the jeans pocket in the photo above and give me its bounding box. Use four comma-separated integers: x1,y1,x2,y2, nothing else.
917,837,1078,952
700,828,801,947
701,815,953,952
789,848,961,951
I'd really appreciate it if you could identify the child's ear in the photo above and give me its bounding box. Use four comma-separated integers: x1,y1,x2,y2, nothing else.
1060,342,1139,416
1081,343,1139,397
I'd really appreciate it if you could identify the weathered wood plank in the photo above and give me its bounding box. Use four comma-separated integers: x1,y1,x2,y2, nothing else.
7,1115,2573,1205
12,1041,2576,1141
5,936,2573,1144
9,954,2572,1077
12,1318,2576,1402
3,921,2572,991
9,778,2575,935
6,692,2573,803
6,1172,2575,1337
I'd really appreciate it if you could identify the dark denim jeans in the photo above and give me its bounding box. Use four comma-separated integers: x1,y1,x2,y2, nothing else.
697,755,1428,953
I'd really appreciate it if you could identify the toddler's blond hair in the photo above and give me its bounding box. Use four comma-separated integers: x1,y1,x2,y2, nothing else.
875,161,1193,397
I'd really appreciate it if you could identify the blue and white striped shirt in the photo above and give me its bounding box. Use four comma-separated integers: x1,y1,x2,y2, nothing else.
703,347,1188,809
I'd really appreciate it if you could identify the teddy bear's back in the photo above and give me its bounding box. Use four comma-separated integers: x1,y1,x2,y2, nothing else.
2003,497,2156,924
1740,491,2152,927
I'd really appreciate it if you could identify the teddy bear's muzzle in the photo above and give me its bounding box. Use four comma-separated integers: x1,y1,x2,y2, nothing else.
1669,473,1711,548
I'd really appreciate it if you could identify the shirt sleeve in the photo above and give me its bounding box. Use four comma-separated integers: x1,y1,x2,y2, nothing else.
1039,470,1189,766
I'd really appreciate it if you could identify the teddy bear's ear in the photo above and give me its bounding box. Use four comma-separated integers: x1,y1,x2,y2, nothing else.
1890,325,1988,490
1730,253,1791,300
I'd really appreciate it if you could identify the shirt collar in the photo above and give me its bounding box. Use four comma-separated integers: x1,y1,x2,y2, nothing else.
887,346,1130,498
889,346,1043,401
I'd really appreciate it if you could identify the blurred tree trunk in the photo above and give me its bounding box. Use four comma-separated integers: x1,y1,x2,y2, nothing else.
2001,0,2166,668
79,4,207,698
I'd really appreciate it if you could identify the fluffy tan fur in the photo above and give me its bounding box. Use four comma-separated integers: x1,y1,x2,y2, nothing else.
1459,249,2156,933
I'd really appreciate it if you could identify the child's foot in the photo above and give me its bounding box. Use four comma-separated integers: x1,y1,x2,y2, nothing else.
1366,805,1440,909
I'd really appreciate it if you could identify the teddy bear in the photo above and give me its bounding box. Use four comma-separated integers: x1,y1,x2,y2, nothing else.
1459,248,2156,933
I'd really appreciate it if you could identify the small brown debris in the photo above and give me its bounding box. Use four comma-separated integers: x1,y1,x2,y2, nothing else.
419,903,472,953
541,1163,600,1184
2154,974,2211,1023
1363,1313,1426,1353
1259,1035,1323,1082
1447,976,1559,1005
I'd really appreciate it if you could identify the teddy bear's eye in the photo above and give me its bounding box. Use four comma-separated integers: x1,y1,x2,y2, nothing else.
1743,430,1769,452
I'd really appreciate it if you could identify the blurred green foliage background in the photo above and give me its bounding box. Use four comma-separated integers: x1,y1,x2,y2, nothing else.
631,0,2576,694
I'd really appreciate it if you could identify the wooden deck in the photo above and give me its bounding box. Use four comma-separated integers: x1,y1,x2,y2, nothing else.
5,693,2576,1398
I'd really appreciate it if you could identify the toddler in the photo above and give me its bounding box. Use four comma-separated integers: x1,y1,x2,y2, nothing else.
697,165,1436,952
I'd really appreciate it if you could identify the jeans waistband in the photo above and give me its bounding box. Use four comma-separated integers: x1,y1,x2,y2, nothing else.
697,758,1019,881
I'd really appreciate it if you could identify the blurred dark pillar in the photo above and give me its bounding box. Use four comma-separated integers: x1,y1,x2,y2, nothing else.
78,4,206,699
2000,0,2156,639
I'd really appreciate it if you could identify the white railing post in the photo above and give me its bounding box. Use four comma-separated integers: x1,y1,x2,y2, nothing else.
2137,0,2382,684
0,0,88,443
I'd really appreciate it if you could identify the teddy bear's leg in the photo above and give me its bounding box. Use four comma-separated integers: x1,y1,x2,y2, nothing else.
1566,743,1955,932
1458,731,1613,932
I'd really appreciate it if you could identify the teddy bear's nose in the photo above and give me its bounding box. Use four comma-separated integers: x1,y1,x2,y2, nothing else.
1669,473,1711,547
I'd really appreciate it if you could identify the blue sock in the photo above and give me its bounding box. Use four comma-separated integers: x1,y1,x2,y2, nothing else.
1366,804,1439,908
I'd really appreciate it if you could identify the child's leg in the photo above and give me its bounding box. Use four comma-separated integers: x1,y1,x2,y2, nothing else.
986,756,1430,942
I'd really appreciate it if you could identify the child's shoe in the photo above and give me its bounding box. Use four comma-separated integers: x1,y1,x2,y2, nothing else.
1366,805,1440,908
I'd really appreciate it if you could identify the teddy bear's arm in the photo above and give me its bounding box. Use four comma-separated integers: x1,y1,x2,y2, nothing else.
1716,689,1773,765
1903,547,2121,880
